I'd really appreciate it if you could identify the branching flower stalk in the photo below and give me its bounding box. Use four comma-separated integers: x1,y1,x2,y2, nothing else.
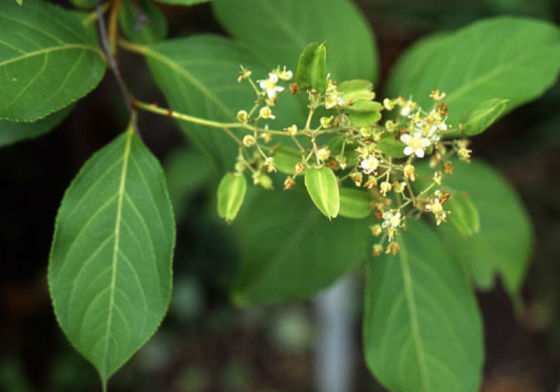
130,58,474,256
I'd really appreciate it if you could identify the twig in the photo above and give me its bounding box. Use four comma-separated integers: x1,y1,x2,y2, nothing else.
96,1,134,113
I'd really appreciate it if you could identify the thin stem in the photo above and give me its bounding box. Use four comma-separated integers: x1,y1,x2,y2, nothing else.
133,100,241,129
96,2,134,112
133,100,294,137
83,3,109,26
108,0,123,55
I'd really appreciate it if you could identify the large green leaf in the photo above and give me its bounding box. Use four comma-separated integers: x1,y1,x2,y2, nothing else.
212,0,378,82
364,221,483,392
48,125,175,386
156,0,209,5
119,0,168,45
436,160,533,295
387,17,560,133
0,107,70,147
232,188,369,305
142,35,303,171
0,0,106,122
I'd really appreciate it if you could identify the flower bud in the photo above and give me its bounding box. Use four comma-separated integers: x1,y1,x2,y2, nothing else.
237,110,249,123
242,135,256,147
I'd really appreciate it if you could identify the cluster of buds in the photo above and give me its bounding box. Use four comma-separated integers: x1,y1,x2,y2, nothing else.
222,52,473,256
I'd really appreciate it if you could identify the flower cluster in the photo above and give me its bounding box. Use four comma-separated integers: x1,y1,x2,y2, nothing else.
231,65,473,256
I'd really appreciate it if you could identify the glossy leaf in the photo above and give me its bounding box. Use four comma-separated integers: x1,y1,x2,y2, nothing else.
387,17,560,131
339,188,371,219
212,0,378,82
48,126,175,386
304,167,340,219
446,191,480,237
143,35,303,171
217,172,247,223
156,0,209,5
165,147,214,217
364,221,483,392
0,0,106,121
233,188,369,305
120,0,167,45
70,0,97,8
295,42,327,92
0,107,70,147
436,160,533,294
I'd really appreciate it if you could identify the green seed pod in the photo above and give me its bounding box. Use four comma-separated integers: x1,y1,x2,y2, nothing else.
273,145,301,175
217,173,247,223
304,167,340,219
338,80,375,103
295,42,327,93
347,101,382,127
339,188,371,219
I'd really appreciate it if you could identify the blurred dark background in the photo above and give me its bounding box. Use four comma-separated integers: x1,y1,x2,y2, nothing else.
2,0,560,391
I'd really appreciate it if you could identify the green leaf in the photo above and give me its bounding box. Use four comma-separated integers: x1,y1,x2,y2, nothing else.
0,107,71,147
387,17,560,130
217,172,247,223
142,35,303,171
304,167,340,219
446,191,480,237
339,188,371,219
233,188,368,305
156,0,209,5
70,0,97,9
165,147,214,217
295,42,327,92
120,0,168,45
364,220,483,392
212,0,378,82
0,0,106,122
435,160,533,294
16,0,23,6
48,125,175,386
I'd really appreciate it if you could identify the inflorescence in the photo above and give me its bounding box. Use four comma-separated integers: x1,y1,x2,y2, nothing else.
231,65,472,256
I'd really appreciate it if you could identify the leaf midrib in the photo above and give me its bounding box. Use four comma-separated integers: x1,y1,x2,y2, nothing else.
102,128,134,379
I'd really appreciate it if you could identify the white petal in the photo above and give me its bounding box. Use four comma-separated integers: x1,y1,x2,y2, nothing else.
400,134,411,143
415,149,425,158
404,146,413,156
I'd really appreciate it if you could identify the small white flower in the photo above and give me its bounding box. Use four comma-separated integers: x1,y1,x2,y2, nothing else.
258,73,285,99
360,155,379,174
400,132,431,158
275,66,293,81
382,210,402,229
400,101,416,117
